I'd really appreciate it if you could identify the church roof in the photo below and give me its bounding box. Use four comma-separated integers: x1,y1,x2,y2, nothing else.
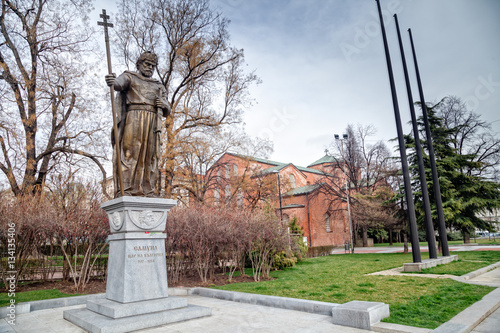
226,153,283,167
284,183,322,197
307,154,341,168
228,153,329,176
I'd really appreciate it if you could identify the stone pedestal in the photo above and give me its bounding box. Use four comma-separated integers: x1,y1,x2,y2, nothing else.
64,196,211,333
331,301,390,330
106,232,169,303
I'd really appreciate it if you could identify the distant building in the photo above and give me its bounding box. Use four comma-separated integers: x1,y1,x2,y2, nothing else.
477,209,500,233
207,153,351,249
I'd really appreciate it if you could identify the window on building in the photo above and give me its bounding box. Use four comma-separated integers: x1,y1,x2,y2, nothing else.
217,169,221,182
225,164,230,179
233,164,238,176
214,188,220,204
289,174,296,188
225,184,231,201
325,213,331,233
237,188,243,208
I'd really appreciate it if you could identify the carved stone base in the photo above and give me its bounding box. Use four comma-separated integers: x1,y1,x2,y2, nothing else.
106,232,168,303
64,196,212,332
101,196,177,303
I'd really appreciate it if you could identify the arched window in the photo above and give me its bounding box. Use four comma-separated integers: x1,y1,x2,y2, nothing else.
214,188,220,204
233,164,238,176
225,184,231,201
237,188,243,207
289,174,295,188
325,213,331,233
225,164,230,179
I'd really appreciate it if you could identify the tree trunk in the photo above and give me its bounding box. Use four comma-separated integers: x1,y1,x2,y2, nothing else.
362,226,368,247
464,231,471,244
403,231,408,254
389,228,393,245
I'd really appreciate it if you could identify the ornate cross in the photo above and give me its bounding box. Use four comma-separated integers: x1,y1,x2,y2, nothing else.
97,9,124,196
98,9,113,44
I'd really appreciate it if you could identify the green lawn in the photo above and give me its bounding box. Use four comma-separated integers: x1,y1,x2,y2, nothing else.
215,252,499,329
0,289,81,307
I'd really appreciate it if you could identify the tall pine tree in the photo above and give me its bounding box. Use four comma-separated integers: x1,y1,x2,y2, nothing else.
407,97,500,242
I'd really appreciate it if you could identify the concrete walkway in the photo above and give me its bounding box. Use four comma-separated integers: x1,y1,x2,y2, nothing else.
470,268,500,333
1,294,375,333
469,266,500,286
331,244,500,255
472,303,500,333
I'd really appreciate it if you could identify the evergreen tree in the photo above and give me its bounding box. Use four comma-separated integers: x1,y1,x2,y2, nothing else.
407,97,500,241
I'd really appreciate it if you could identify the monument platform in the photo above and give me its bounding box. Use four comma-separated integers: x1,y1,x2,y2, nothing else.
64,196,211,332
64,298,211,333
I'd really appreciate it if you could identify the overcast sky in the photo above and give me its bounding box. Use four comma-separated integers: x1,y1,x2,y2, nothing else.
97,0,500,167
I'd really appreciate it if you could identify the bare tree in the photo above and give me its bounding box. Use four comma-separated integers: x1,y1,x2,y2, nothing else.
174,130,242,204
434,96,500,180
172,127,272,205
317,124,395,246
113,0,260,197
0,0,109,196
49,177,109,291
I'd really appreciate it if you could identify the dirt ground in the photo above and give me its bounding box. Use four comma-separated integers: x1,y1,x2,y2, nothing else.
15,271,260,295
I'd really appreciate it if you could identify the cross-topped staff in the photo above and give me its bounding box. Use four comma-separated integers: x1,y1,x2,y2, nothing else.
98,9,124,197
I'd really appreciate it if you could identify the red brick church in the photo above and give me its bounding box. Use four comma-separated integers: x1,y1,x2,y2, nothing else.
208,153,350,249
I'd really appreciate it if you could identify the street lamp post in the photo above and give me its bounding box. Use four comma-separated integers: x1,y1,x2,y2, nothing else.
272,170,283,222
335,134,354,253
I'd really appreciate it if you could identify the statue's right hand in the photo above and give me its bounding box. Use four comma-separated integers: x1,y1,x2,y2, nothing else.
105,73,116,87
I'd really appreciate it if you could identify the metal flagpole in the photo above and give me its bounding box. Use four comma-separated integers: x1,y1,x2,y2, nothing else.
98,9,125,197
408,29,450,256
394,15,437,259
375,0,421,262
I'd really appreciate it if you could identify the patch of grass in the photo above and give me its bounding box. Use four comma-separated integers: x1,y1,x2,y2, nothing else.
215,252,496,329
0,289,81,307
384,283,489,328
225,268,253,278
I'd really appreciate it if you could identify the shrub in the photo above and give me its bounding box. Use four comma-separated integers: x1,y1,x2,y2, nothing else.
0,181,109,292
288,217,307,261
166,205,290,283
272,251,297,270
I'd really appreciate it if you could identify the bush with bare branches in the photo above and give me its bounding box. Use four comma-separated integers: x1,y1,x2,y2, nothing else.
0,195,58,287
0,181,109,292
166,204,289,283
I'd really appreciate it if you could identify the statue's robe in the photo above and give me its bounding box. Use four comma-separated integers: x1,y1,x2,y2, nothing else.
112,71,169,197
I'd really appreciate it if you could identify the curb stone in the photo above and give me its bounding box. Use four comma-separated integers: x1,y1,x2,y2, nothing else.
460,261,500,280
0,293,105,319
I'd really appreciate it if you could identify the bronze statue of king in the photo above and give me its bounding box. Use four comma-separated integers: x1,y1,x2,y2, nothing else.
105,51,170,197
